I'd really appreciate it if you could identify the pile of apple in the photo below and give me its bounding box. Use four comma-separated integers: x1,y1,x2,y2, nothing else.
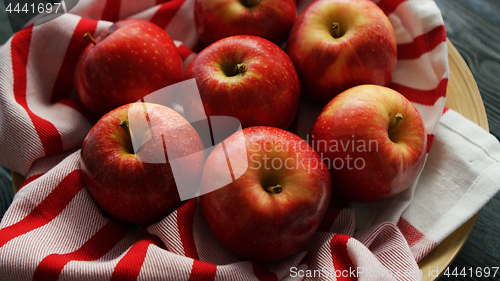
77,0,427,263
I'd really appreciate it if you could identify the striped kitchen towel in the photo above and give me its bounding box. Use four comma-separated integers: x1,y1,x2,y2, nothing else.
2,0,498,280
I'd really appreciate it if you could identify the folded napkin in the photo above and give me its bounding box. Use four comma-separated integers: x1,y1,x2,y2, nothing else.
1,0,499,280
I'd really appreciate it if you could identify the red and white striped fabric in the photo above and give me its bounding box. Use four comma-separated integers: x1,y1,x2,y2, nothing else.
0,0,460,280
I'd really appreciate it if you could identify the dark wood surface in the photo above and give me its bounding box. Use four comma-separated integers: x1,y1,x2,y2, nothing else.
436,0,500,139
434,0,500,279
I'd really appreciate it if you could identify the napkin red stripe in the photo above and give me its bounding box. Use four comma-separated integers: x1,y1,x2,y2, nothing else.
32,220,131,281
397,25,447,60
177,43,194,61
11,24,64,157
50,18,98,104
397,218,424,247
150,0,185,30
0,170,82,248
188,260,218,281
330,234,357,281
177,198,199,259
390,78,448,106
110,236,164,281
102,0,121,22
442,106,450,115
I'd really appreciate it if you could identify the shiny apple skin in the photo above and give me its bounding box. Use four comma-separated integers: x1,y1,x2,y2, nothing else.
80,102,205,225
184,35,301,130
75,19,183,117
286,0,397,104
200,126,331,262
310,85,427,203
194,0,296,45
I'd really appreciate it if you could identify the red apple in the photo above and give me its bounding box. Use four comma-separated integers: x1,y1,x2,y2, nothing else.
80,102,205,225
286,0,397,104
183,35,301,129
200,126,331,262
194,0,296,46
310,85,427,203
75,19,183,117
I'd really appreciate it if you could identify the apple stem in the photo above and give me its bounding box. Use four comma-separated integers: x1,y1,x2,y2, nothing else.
233,63,248,76
120,119,136,153
389,113,403,136
394,113,403,127
83,32,97,45
331,22,341,38
264,184,283,194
